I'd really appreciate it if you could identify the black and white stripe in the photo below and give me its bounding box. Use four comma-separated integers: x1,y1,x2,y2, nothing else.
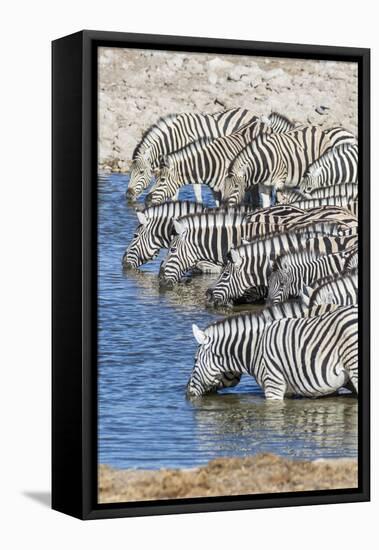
277,182,358,203
278,195,358,218
188,305,358,399
300,143,358,194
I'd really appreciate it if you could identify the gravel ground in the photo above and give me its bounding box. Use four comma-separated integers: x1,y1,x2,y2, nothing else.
98,47,358,173
98,454,357,503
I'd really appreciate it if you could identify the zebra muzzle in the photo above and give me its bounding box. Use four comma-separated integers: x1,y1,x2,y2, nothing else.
126,188,136,200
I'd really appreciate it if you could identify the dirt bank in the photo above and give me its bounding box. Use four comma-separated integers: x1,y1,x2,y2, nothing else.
98,453,357,503
98,47,357,173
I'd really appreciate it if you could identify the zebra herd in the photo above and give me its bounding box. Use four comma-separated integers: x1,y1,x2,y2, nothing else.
123,106,359,401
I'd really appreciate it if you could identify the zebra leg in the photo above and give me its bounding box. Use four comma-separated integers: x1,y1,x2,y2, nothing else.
271,186,277,206
260,358,287,400
193,183,202,203
259,185,271,208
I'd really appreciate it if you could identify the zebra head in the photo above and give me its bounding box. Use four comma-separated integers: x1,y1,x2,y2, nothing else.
122,211,162,269
186,324,241,398
206,245,268,306
127,158,153,200
299,166,323,195
145,156,180,206
158,219,197,288
267,266,292,304
222,170,247,206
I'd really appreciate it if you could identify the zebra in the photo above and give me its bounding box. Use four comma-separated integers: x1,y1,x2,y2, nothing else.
300,270,358,308
299,143,358,194
187,305,358,399
144,113,298,206
222,126,357,206
267,245,358,303
158,205,306,287
277,182,358,204
206,223,357,306
122,201,204,269
127,109,295,201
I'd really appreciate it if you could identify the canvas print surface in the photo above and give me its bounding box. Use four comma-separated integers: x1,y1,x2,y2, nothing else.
97,47,358,504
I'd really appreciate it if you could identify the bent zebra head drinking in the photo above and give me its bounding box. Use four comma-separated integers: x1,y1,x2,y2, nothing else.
145,155,182,206
186,322,244,398
127,158,154,201
299,143,358,195
123,201,204,269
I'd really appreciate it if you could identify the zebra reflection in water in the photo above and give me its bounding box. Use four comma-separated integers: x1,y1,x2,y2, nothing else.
189,393,357,460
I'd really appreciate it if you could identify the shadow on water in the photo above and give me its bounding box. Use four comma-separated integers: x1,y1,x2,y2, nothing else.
98,173,358,469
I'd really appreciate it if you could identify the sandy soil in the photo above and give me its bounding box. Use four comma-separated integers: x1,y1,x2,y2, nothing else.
98,47,358,173
98,453,357,503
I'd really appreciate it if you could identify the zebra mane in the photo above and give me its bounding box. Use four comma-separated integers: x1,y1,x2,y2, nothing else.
170,136,215,160
268,111,295,129
176,210,247,231
132,113,180,160
142,201,202,220
306,142,359,176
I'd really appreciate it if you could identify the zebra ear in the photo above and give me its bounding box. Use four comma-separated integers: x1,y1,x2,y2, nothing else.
192,324,208,345
230,248,242,268
136,211,148,225
173,219,185,236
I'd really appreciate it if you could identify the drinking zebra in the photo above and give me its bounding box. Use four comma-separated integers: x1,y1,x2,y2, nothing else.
299,143,358,194
158,206,305,287
123,201,204,269
187,305,358,399
300,271,358,308
127,109,295,201
267,246,358,303
222,126,357,205
207,224,357,306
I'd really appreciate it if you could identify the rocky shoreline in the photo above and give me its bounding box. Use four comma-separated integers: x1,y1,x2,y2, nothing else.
98,48,357,174
98,453,357,503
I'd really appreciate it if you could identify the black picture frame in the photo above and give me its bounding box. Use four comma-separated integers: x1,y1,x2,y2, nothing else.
52,30,370,520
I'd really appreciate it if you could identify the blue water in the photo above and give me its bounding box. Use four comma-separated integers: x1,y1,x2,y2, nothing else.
98,173,357,469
